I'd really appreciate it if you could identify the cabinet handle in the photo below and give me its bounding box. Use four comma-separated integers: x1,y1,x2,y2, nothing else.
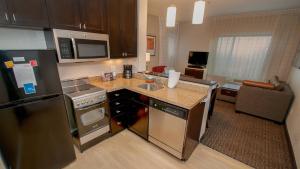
115,102,120,105
4,13,8,21
117,122,122,126
83,24,86,30
116,110,121,114
12,13,16,22
79,23,82,29
114,93,120,97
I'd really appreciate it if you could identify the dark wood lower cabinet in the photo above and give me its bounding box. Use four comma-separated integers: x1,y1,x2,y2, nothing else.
108,89,149,138
183,102,205,160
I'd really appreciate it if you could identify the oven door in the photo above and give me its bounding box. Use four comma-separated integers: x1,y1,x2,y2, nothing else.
75,39,109,61
75,102,109,137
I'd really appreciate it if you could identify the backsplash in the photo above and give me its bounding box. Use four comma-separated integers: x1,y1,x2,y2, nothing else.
57,58,138,80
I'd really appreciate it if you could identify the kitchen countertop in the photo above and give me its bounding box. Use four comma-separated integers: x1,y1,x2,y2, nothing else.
89,77,208,110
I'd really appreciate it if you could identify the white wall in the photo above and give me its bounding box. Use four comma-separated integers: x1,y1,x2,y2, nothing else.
287,67,300,167
147,14,160,70
175,20,211,73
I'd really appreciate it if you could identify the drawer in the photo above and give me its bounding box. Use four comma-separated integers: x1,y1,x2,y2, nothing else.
111,114,127,135
110,107,128,117
109,99,128,108
221,89,238,97
108,89,129,101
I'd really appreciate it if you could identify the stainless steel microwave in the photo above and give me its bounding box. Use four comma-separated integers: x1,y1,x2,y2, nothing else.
52,29,110,63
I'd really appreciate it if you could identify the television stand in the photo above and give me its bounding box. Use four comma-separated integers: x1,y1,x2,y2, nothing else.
184,67,207,79
187,65,206,69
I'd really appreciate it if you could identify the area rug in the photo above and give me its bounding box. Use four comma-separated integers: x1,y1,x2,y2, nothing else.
201,100,294,169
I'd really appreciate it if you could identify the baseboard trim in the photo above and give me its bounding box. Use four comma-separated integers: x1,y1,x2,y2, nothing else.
284,124,298,169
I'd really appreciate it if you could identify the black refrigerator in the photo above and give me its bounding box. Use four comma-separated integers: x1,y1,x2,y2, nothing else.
0,50,76,169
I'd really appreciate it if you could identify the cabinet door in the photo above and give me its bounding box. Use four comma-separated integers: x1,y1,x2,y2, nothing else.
120,0,137,58
108,0,122,58
8,0,49,27
127,102,149,140
46,0,81,30
0,0,9,25
79,0,108,33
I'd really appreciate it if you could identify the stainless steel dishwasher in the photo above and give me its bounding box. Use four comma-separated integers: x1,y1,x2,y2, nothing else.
149,98,188,159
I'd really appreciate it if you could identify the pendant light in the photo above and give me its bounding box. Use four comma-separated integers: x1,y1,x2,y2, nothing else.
166,5,176,27
192,0,206,24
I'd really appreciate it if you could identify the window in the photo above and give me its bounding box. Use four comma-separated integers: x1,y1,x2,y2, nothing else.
210,35,272,81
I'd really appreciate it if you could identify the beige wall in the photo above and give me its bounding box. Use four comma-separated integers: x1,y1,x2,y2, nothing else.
147,14,160,70
175,20,211,73
287,67,300,168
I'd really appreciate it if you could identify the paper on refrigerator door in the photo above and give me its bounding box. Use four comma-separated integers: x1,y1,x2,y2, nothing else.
13,63,37,88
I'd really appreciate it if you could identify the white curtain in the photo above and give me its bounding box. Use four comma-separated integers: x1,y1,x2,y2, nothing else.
159,18,180,68
207,9,300,81
211,35,272,81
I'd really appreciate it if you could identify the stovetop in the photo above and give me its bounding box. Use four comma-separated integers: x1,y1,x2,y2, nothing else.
61,78,106,99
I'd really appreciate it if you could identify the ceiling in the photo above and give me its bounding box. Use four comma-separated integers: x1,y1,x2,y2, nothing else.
148,0,300,22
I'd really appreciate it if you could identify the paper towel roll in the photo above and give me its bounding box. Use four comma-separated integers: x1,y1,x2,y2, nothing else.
168,71,181,88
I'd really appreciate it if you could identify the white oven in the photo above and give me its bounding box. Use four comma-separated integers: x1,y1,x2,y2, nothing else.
52,29,110,63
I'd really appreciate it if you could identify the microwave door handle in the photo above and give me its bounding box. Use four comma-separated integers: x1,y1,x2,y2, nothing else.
71,38,78,59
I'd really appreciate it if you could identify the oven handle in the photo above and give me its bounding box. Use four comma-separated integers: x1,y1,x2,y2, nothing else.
71,38,78,59
76,102,105,112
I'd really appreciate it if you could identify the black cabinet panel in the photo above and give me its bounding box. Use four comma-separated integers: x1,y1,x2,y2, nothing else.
8,0,49,27
127,101,149,140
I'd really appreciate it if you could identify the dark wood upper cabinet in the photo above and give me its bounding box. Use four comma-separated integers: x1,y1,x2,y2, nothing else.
108,0,122,57
46,0,81,30
120,0,137,57
7,0,49,27
46,0,107,33
109,0,137,59
79,0,107,33
0,0,9,25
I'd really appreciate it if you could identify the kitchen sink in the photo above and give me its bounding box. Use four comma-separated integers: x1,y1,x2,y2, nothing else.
138,83,164,91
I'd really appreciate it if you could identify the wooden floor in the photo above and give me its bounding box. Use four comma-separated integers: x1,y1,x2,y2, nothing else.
64,130,252,169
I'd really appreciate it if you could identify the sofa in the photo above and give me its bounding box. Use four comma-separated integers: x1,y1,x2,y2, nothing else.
235,82,294,123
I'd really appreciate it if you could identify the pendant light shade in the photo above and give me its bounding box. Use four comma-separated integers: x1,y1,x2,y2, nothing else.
192,0,205,24
166,5,176,27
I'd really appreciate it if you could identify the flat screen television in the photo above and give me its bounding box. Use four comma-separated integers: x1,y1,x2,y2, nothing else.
188,51,209,68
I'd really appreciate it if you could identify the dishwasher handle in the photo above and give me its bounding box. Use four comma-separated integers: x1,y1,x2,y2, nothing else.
149,99,188,119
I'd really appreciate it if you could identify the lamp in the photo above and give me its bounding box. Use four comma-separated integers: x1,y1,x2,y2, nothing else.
192,0,205,24
166,5,176,27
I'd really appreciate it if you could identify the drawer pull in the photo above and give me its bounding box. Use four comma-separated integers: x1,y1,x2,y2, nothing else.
115,102,120,105
114,94,120,97
116,110,121,114
117,122,122,125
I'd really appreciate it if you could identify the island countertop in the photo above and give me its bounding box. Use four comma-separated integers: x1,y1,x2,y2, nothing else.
89,77,208,110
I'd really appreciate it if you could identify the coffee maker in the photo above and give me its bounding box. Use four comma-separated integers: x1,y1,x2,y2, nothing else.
123,65,133,79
